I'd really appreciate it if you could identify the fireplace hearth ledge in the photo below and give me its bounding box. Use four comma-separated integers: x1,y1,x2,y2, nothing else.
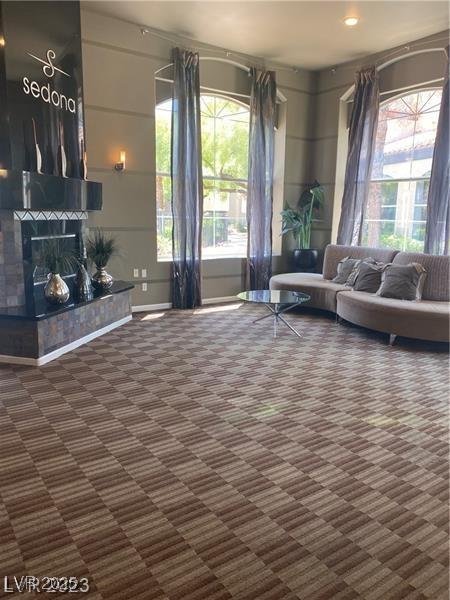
0,282,133,365
0,315,132,366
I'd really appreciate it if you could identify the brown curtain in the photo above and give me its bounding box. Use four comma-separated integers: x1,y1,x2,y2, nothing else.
171,48,203,308
424,47,449,255
337,67,379,245
246,68,277,290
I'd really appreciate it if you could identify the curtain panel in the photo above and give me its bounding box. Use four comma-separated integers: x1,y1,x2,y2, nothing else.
424,47,450,255
246,68,277,290
171,48,203,309
337,66,380,246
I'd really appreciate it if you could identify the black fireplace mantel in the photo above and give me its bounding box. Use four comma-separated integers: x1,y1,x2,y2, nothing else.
0,169,102,212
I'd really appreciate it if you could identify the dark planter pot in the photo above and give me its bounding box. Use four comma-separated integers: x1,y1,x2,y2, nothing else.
291,249,319,273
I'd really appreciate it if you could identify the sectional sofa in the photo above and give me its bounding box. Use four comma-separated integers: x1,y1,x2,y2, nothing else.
270,244,450,343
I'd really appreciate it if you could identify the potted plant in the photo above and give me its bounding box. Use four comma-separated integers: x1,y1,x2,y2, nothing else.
38,238,77,305
280,181,324,272
86,229,118,291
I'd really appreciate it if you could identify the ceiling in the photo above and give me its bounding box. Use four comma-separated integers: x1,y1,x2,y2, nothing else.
82,1,449,70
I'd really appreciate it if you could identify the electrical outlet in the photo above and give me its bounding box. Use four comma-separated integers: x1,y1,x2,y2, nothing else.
141,268,147,278
142,283,148,292
133,268,139,278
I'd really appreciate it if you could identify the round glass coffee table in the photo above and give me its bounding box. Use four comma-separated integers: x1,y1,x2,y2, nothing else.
237,290,310,338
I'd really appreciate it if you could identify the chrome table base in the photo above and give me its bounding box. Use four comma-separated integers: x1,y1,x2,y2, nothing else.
252,303,302,338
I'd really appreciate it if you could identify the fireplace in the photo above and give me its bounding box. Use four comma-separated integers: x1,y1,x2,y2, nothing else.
0,167,101,307
21,213,84,312
0,1,133,365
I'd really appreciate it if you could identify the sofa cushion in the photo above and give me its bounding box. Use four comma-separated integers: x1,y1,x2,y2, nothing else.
323,245,398,280
337,290,450,342
392,252,450,301
377,263,427,301
269,272,346,312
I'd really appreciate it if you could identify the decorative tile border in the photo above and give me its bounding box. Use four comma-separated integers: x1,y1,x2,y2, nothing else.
14,210,88,221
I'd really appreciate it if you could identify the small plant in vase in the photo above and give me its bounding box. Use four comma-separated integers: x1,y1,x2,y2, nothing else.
39,238,77,305
280,181,324,272
86,229,118,291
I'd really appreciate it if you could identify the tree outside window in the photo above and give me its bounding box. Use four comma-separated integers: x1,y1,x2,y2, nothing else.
155,95,249,260
362,89,442,251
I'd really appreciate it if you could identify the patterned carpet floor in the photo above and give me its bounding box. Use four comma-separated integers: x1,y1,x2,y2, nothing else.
0,304,448,600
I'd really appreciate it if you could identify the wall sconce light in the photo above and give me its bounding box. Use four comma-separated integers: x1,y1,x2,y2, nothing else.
114,151,126,171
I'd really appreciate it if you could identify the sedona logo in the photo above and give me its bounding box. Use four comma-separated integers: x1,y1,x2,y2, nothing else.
22,49,76,113
27,49,71,78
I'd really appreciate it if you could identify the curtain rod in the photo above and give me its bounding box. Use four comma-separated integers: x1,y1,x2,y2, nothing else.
140,25,300,74
330,36,448,74
155,75,251,100
155,66,287,103
344,77,445,103
379,77,444,96
139,19,447,76
375,37,448,67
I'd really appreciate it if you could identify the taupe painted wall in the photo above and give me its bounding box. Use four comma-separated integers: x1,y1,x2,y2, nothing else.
309,30,448,244
80,9,316,307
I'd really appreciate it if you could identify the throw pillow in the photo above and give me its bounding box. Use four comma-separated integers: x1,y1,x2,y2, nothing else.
332,257,361,284
345,257,377,287
377,263,427,301
353,261,386,293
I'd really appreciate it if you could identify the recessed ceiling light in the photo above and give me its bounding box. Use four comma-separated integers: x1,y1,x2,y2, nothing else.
344,16,359,27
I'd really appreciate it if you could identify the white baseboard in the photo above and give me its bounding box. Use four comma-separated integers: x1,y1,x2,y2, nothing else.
0,315,132,367
132,295,238,313
203,296,238,305
132,302,171,312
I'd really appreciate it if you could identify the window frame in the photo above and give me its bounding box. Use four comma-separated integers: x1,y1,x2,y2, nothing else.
362,86,442,251
155,93,252,262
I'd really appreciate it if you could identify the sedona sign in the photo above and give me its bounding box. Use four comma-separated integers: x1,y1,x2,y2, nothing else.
22,49,76,113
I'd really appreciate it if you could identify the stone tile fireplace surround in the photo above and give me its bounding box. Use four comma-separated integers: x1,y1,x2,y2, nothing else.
0,175,133,366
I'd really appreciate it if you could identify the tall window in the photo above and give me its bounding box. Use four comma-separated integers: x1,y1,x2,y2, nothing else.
362,89,442,251
156,95,249,260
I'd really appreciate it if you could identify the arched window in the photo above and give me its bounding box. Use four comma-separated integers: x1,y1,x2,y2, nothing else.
156,95,249,259
362,89,442,251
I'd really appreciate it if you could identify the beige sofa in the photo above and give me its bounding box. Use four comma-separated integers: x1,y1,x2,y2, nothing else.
270,245,398,313
270,244,450,343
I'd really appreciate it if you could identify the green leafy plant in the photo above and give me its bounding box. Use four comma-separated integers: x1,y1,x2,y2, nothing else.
281,182,324,249
86,230,118,269
37,238,77,274
379,233,424,253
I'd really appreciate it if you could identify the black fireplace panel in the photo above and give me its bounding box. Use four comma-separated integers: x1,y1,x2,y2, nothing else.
0,1,85,177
